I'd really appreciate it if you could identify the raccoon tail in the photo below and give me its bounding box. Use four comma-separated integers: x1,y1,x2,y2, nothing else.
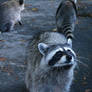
19,0,24,5
56,0,77,46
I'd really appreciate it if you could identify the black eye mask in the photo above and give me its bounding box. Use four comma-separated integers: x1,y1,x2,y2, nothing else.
48,51,64,66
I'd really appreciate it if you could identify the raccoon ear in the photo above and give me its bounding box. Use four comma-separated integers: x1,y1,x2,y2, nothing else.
38,43,48,55
19,0,24,5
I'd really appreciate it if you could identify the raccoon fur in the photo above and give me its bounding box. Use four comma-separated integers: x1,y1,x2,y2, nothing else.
56,0,77,46
25,0,77,92
0,0,25,32
25,32,77,92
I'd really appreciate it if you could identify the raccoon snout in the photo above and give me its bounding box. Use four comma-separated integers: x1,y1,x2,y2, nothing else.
66,55,72,62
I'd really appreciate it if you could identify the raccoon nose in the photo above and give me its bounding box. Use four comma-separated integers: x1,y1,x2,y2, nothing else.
66,55,72,61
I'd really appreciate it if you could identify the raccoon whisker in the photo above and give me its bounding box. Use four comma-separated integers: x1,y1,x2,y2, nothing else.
77,56,89,61
76,63,80,70
76,59,89,68
74,60,80,70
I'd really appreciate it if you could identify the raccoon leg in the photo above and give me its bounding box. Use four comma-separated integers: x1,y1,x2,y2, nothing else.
18,15,22,26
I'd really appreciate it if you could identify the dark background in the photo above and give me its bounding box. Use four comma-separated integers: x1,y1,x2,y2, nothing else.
0,0,92,92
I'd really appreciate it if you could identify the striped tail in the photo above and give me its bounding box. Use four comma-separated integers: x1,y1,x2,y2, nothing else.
56,0,77,46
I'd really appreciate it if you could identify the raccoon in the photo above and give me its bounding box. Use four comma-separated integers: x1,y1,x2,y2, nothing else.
0,0,25,32
56,0,77,46
25,0,77,92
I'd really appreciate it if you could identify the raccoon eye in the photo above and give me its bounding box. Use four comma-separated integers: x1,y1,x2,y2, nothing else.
67,49,71,52
48,51,63,66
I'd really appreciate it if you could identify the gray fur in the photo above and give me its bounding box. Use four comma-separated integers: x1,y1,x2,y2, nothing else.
0,0,24,32
25,32,77,92
25,0,77,92
56,0,77,41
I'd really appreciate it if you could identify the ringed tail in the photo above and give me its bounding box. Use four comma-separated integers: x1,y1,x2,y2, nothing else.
56,0,77,45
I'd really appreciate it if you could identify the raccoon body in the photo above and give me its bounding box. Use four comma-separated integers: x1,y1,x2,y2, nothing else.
25,32,76,92
0,0,24,32
25,0,77,92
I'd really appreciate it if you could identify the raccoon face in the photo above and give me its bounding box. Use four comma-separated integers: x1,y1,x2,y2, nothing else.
38,43,76,69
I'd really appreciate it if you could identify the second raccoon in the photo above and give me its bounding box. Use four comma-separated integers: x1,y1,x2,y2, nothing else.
0,0,25,32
